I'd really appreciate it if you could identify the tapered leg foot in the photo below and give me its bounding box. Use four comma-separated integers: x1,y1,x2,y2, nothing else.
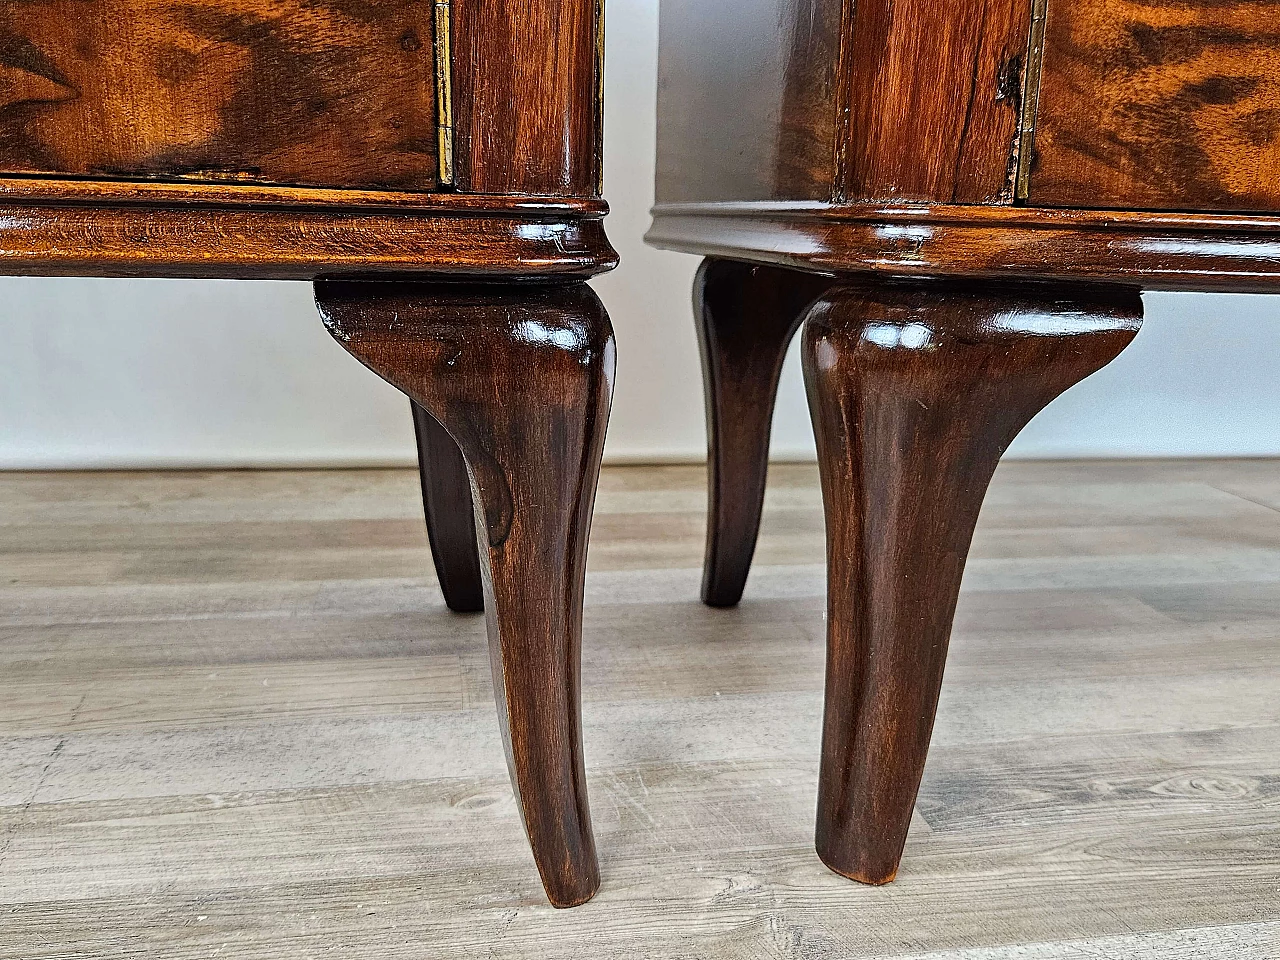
411,401,484,613
694,259,831,606
802,279,1142,884
316,280,614,908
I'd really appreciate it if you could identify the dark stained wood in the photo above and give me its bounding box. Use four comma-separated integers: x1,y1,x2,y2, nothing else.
451,0,601,195
0,0,618,909
650,0,1280,898
0,177,613,213
693,258,832,606
314,279,615,908
646,201,1280,293
654,0,843,203
1030,0,1280,212
801,279,1142,884
411,401,484,615
835,0,1031,203
0,0,437,190
0,196,617,279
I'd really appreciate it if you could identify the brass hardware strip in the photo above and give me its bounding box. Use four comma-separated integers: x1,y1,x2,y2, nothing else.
1014,0,1049,201
595,0,606,195
434,0,455,187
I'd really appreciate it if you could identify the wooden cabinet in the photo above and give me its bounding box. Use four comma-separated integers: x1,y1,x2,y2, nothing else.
654,0,1280,215
0,0,603,199
1,0,615,910
0,0,612,279
648,0,1280,898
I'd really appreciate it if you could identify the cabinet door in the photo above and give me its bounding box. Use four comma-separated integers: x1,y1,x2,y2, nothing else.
0,0,438,191
1028,0,1280,212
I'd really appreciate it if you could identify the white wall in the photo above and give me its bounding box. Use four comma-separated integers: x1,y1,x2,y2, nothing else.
2,0,1278,469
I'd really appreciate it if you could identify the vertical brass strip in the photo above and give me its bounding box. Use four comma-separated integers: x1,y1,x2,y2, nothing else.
594,0,606,195
1015,0,1049,201
434,0,455,187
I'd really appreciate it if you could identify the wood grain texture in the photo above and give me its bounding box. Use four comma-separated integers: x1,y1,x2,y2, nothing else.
0,0,437,190
0,177,613,213
654,0,843,203
693,258,832,606
314,280,615,907
802,280,1142,883
835,0,1031,203
0,199,617,279
646,201,1280,292
1030,0,1280,212
3,461,1280,955
451,0,601,195
411,401,483,615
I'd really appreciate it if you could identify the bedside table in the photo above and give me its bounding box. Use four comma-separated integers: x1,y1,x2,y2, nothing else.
647,0,1280,886
1,0,612,907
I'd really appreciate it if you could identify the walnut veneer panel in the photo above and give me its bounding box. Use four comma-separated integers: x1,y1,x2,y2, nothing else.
1030,0,1280,211
0,0,437,191
654,0,843,203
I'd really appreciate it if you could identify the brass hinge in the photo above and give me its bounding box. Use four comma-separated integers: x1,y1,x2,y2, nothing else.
434,0,455,187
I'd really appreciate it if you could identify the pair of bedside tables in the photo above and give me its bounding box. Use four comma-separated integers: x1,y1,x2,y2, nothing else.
4,0,1279,907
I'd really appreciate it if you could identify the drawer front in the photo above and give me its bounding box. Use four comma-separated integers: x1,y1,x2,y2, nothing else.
1029,0,1280,212
0,0,438,191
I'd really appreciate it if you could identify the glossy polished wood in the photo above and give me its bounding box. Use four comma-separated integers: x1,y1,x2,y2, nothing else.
0,195,616,279
802,279,1142,884
651,0,1280,900
452,0,602,195
694,258,832,606
1031,0,1280,212
655,0,1031,205
647,202,1280,293
411,402,484,615
0,178,613,213
655,0,842,203
315,280,615,907
835,0,1028,203
1,0,617,913
651,0,1280,271
0,0,437,190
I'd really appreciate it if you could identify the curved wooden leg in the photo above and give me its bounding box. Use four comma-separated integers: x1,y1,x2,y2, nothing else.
411,401,485,613
694,258,832,606
801,279,1142,884
316,279,614,908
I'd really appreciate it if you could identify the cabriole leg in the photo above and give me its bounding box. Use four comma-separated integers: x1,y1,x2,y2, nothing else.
411,401,484,613
694,258,831,606
801,279,1142,883
316,279,614,907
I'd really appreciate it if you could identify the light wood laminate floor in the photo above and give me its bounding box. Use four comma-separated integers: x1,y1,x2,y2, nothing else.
1,461,1278,958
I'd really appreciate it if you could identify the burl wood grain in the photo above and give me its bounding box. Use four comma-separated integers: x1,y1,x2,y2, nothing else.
837,0,1032,203
0,0,437,190
654,0,843,203
451,0,601,195
315,280,615,907
802,279,1142,883
1030,0,1280,211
